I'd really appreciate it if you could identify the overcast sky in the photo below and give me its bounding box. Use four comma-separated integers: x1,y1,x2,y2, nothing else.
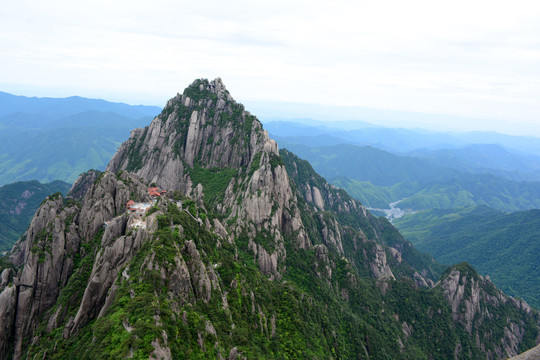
1,0,540,135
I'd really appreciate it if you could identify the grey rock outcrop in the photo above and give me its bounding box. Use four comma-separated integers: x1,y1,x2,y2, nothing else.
2,195,81,358
368,243,395,280
182,240,212,302
67,169,101,200
78,171,150,240
0,172,151,359
281,149,435,286
70,223,148,334
439,264,536,359
107,78,308,277
107,79,256,192
508,343,540,360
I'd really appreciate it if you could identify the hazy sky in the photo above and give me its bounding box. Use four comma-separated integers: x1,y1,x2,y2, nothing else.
1,0,540,135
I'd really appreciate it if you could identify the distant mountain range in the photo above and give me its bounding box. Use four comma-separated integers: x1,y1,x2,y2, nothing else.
0,91,160,118
279,142,540,212
265,120,540,178
409,144,540,182
0,92,161,185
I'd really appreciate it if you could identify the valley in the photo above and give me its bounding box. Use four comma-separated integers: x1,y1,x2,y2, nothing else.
0,93,160,185
366,199,411,221
394,206,540,308
267,119,540,315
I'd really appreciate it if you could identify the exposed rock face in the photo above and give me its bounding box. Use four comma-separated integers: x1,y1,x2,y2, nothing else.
107,78,307,278
108,79,258,192
78,172,150,241
182,240,212,302
368,243,395,280
1,195,81,358
0,172,151,359
439,263,537,359
0,284,16,357
69,218,147,334
67,169,101,200
281,149,437,286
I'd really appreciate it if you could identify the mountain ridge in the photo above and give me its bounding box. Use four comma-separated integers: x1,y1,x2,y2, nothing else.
0,91,161,118
0,78,538,359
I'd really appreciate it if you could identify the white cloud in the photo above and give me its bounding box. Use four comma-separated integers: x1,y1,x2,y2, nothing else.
1,0,540,133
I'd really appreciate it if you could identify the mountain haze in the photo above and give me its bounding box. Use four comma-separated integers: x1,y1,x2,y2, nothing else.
0,91,161,118
0,79,538,359
264,119,540,160
0,93,160,185
282,143,540,212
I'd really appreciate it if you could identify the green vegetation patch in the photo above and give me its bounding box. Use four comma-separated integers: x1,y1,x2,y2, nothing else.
125,128,148,172
189,165,236,206
395,206,540,308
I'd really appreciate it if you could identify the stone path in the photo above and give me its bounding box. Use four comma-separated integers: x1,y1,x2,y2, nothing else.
508,344,540,360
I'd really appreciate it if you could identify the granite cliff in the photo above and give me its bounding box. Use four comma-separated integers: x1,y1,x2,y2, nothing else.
0,78,538,359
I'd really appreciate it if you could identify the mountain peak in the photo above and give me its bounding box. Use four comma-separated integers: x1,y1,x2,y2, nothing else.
107,78,304,277
177,78,231,106
107,77,274,191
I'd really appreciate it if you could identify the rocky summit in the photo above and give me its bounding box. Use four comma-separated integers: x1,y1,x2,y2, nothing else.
0,78,539,359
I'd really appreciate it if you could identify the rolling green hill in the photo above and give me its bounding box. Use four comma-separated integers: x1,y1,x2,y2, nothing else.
394,206,540,308
0,92,160,186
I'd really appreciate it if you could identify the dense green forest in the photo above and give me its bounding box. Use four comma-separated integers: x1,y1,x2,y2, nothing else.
0,179,70,251
394,206,540,308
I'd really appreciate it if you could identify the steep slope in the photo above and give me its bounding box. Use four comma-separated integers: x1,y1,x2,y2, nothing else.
437,263,538,359
107,79,306,278
0,180,71,251
279,149,446,284
394,206,540,308
0,79,538,359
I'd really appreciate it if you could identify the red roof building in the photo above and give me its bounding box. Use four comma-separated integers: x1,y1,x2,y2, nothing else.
148,187,166,198
126,200,135,208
